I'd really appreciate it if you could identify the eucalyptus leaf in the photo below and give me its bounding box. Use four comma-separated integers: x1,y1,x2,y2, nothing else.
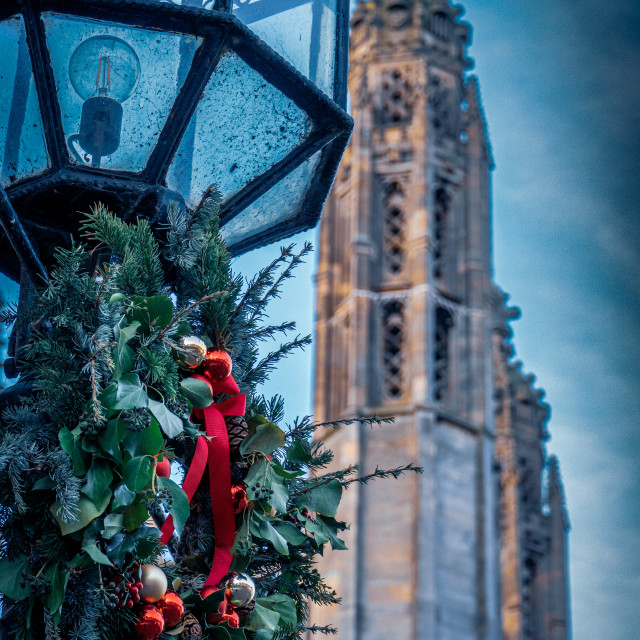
273,522,307,547
267,474,289,514
51,492,111,536
148,398,183,438
250,519,289,556
297,479,342,517
256,594,297,626
180,377,213,409
245,602,281,632
83,543,114,567
123,456,153,492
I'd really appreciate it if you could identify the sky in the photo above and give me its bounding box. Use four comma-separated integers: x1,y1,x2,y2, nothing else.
0,1,637,638
235,1,640,638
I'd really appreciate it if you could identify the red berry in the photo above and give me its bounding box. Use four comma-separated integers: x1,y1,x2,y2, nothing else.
130,587,138,595
125,583,132,589
136,582,143,590
125,599,134,609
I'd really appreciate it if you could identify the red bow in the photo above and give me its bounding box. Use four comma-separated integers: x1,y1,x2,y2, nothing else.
160,373,245,588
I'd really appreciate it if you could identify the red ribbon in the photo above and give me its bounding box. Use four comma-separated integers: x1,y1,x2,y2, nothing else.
160,373,245,588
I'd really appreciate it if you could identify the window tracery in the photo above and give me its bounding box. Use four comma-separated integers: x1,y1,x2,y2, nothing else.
379,69,414,125
383,301,404,399
430,10,451,41
383,180,406,275
433,305,453,402
433,184,450,280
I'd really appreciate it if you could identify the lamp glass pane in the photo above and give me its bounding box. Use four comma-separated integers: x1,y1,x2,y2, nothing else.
0,15,49,187
43,13,201,172
166,50,314,208
221,149,321,247
232,0,337,98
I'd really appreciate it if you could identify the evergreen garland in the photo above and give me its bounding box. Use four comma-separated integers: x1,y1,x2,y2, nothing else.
0,194,421,640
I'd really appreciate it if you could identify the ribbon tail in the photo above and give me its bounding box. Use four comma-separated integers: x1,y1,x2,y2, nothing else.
160,435,208,545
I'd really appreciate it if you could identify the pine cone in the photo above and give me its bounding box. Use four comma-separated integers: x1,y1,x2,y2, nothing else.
236,599,255,625
225,415,248,460
179,612,203,638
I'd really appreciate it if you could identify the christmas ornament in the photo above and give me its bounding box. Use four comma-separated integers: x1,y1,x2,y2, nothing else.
237,599,255,625
223,573,256,608
176,335,207,368
179,613,203,638
225,414,248,460
155,453,171,478
207,596,240,627
157,591,184,628
134,605,165,640
231,485,248,515
139,565,168,603
203,348,232,382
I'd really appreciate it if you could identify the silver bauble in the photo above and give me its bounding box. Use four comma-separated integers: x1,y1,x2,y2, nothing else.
139,564,168,603
176,335,207,368
223,572,256,608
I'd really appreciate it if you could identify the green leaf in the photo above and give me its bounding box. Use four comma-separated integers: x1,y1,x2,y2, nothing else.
123,456,153,492
70,439,90,476
0,556,30,600
33,476,56,491
99,383,118,414
239,422,285,456
98,418,126,463
101,513,124,540
273,522,307,547
81,459,113,507
157,476,189,534
172,320,193,338
267,474,289,514
109,292,126,306
256,594,297,626
286,439,313,465
148,398,183,438
58,427,74,457
250,518,289,556
112,483,136,510
113,319,140,380
122,501,150,532
82,543,114,567
131,295,174,332
244,457,269,493
298,479,342,517
180,377,213,409
271,463,304,479
43,563,68,613
123,420,163,457
245,602,281,632
113,373,148,410
51,492,111,536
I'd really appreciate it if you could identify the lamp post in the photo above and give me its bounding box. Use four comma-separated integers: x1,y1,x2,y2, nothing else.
0,0,352,376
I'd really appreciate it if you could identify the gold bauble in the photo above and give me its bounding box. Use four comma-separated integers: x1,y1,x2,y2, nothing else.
223,572,255,608
139,564,168,603
176,335,207,368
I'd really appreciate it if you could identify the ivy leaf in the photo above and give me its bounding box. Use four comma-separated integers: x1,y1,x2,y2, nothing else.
157,477,189,534
112,319,140,380
101,513,124,540
297,479,342,517
43,563,68,613
122,501,150,532
267,474,289,514
256,594,297,626
180,378,213,409
112,483,136,510
240,422,284,456
99,383,118,414
33,476,56,491
81,459,113,507
113,374,148,410
98,418,126,463
0,556,30,600
83,543,114,567
245,602,281,632
250,518,289,556
123,456,153,492
273,522,307,547
123,420,163,457
130,295,174,332
51,492,111,536
148,398,183,438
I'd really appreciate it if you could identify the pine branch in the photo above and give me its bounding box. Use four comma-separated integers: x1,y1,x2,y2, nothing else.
286,415,395,441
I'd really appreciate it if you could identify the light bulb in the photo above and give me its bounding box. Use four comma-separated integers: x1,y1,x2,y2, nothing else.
69,35,140,103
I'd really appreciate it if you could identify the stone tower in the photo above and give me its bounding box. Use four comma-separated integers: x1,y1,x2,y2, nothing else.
311,1,570,639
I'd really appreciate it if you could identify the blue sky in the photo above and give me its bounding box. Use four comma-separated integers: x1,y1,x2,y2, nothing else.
235,1,640,638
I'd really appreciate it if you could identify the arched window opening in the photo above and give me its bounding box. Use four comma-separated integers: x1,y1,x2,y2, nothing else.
430,11,451,41
433,186,450,280
433,305,453,402
383,301,404,399
383,181,406,275
379,69,413,125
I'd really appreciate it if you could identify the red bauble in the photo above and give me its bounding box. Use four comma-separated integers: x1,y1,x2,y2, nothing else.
157,591,184,629
203,349,232,383
231,485,248,515
135,605,165,640
155,454,171,478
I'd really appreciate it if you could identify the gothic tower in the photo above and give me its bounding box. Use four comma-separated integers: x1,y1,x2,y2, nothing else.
312,1,570,639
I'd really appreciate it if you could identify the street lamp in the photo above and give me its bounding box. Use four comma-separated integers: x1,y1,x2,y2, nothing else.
0,0,352,283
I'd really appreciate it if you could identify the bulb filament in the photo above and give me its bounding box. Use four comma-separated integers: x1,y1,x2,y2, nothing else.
95,56,111,97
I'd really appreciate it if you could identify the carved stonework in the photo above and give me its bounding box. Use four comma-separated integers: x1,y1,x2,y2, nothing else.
382,300,404,399
429,74,454,139
378,69,414,126
382,179,407,275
